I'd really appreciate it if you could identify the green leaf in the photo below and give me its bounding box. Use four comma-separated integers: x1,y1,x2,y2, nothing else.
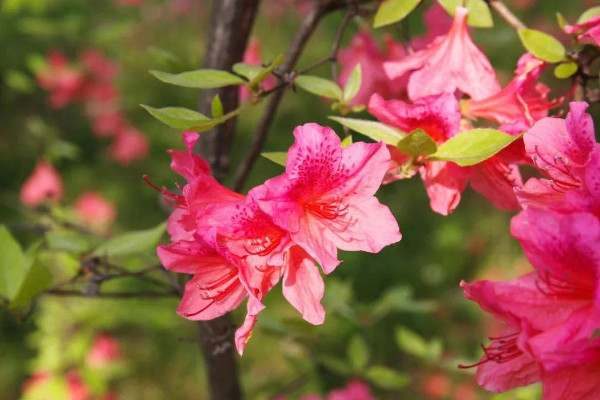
341,135,353,148
438,0,461,15
248,54,285,88
261,152,287,167
342,64,362,103
395,327,443,362
5,70,34,93
11,258,52,308
372,286,437,318
554,62,578,79
45,231,91,253
577,6,600,24
465,0,493,28
91,222,166,258
374,0,421,28
0,225,26,300
556,12,568,30
150,69,245,89
141,105,210,130
365,366,410,389
348,336,369,371
329,116,405,146
211,95,223,118
430,129,521,166
320,356,353,376
518,29,566,63
232,63,261,80
397,129,437,157
295,76,342,100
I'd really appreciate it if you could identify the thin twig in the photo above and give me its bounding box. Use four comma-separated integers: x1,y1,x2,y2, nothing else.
232,0,366,191
330,9,354,83
487,0,526,30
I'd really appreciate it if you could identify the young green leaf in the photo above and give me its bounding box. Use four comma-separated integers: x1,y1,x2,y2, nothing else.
396,129,437,157
261,152,287,167
232,63,262,80
45,231,92,253
91,222,167,258
429,129,520,166
141,105,210,129
211,95,224,118
365,366,410,389
577,6,600,24
295,75,342,100
396,327,443,362
374,0,421,28
329,116,405,146
556,12,568,30
518,29,566,63
249,54,285,87
0,226,26,300
341,135,353,148
150,69,245,89
465,0,493,28
554,62,578,79
348,336,369,371
438,0,462,15
342,64,362,103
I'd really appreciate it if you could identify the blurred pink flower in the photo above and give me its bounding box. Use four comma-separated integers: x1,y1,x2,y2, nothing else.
464,53,562,127
384,7,499,101
116,0,143,6
328,380,374,400
239,38,275,101
91,110,127,138
253,123,401,273
23,370,92,400
20,159,64,207
410,2,453,51
86,334,122,368
421,372,451,399
565,15,600,47
108,127,150,165
36,51,86,109
338,31,407,106
75,192,117,232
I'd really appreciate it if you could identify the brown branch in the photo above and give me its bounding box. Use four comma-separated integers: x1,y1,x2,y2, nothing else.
487,0,526,30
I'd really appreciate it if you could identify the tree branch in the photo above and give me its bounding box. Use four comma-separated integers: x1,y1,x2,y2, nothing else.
487,0,526,30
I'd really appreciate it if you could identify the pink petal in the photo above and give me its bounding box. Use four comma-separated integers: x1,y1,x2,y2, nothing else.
420,161,471,216
234,297,262,355
541,360,600,400
470,156,522,210
282,246,325,324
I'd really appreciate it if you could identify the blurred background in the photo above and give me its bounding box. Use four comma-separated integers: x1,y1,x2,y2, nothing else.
0,0,597,399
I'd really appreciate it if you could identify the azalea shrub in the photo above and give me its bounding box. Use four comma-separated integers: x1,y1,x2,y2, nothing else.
1,0,600,399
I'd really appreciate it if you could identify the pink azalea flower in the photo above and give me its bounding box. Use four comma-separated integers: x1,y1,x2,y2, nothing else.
75,192,117,232
328,380,374,400
239,38,275,101
564,15,600,47
23,370,92,400
198,192,325,354
36,51,86,109
154,132,323,355
253,123,401,273
86,333,122,368
338,31,407,106
81,49,119,83
464,53,561,127
108,127,149,165
516,102,597,209
368,93,522,214
409,1,453,51
461,207,600,398
90,110,126,138
20,159,64,207
384,7,500,101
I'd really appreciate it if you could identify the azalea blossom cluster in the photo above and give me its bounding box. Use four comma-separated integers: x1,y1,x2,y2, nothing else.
22,334,122,400
461,102,600,399
36,50,148,165
339,4,562,215
153,124,401,354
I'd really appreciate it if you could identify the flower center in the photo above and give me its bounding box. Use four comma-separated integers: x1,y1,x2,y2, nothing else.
458,332,523,369
535,269,595,300
183,269,239,318
244,231,285,257
143,174,186,208
305,195,349,220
